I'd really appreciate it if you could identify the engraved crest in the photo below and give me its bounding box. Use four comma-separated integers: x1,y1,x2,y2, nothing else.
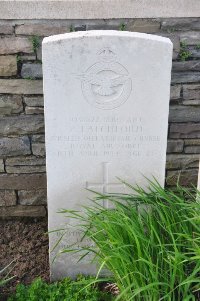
78,47,132,110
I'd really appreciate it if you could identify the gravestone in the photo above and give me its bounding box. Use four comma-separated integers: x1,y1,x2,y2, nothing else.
42,31,172,280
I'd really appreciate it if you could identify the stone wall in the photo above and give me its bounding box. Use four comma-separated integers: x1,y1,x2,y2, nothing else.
0,18,200,217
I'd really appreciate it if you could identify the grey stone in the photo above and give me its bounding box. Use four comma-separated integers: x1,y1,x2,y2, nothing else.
161,18,200,31
15,23,70,36
0,137,31,157
169,123,200,139
0,160,4,173
172,61,200,72
21,63,43,79
0,205,46,217
158,34,180,59
183,84,200,99
6,156,46,173
25,107,44,114
20,54,36,61
0,55,17,76
170,85,181,100
185,146,200,154
0,115,44,136
171,72,200,84
31,135,45,143
0,190,16,206
6,165,46,173
166,154,200,169
0,79,43,95
184,139,200,146
190,47,200,59
0,174,46,190
0,95,23,115
169,106,200,123
18,189,47,205
24,96,44,107
32,143,46,157
126,19,160,33
167,139,184,153
182,99,200,105
0,24,14,34
180,32,200,45
0,37,33,54
166,169,198,187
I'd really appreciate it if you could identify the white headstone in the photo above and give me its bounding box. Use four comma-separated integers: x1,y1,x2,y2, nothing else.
42,31,172,280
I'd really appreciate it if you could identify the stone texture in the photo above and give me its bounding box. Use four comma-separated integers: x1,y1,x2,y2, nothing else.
0,174,46,190
25,107,44,114
184,139,200,146
180,32,200,45
0,115,44,136
0,95,23,115
0,55,17,76
18,189,47,205
156,33,180,59
86,22,118,31
0,24,14,34
169,123,200,139
0,190,16,206
172,61,200,72
170,85,181,100
167,139,184,153
0,160,4,173
15,23,70,36
185,146,200,154
182,99,200,105
0,205,46,217
161,18,200,31
32,135,45,143
126,19,160,33
0,137,31,157
169,106,200,122
0,79,43,95
183,84,200,99
21,63,43,79
0,37,33,55
32,143,46,157
190,47,200,59
20,54,36,61
166,169,198,186
6,156,46,173
171,72,200,84
24,96,44,107
166,154,200,169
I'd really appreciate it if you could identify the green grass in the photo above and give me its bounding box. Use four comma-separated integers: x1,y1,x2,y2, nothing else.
59,180,200,300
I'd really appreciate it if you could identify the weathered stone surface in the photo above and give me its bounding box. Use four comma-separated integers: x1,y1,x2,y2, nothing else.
0,174,46,190
190,47,200,59
126,19,160,33
166,169,198,186
0,115,44,136
0,205,46,217
172,61,200,72
20,54,36,61
25,107,44,114
184,139,200,146
169,123,200,138
0,79,43,94
183,84,200,99
24,96,44,107
0,190,16,206
0,137,30,157
157,33,180,59
166,154,200,169
6,156,46,173
18,189,47,205
185,146,200,153
16,23,70,36
170,85,181,100
32,143,46,157
182,99,200,105
0,95,23,115
171,72,200,84
86,22,118,31
0,55,17,76
21,63,43,79
169,106,200,122
167,139,184,153
0,24,14,34
180,32,200,45
161,18,200,31
0,37,33,54
0,160,4,173
31,135,45,143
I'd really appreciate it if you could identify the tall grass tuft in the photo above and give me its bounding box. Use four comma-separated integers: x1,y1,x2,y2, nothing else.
60,180,200,300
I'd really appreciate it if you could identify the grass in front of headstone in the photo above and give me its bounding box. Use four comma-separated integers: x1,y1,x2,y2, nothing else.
59,180,200,301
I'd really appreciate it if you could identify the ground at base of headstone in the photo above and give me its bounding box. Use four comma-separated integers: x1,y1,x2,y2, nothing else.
0,218,49,299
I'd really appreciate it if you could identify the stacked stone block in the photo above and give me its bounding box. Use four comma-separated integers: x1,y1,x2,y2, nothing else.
0,18,200,217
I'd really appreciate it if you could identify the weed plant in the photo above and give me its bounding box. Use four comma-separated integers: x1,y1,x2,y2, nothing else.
60,181,200,301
